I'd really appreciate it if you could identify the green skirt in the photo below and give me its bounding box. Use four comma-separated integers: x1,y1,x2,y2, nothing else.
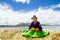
22,30,49,38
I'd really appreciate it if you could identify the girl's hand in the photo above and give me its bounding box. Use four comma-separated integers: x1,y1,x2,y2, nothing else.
31,27,35,30
35,28,39,31
29,27,35,31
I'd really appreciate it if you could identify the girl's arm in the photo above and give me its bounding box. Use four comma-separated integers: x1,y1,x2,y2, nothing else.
38,22,42,31
29,22,33,29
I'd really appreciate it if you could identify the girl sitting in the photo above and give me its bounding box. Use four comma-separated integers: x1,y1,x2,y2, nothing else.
22,15,49,38
29,15,42,32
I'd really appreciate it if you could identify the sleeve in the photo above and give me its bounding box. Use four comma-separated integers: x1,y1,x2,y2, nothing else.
29,22,33,29
38,22,42,31
38,22,41,26
37,22,40,26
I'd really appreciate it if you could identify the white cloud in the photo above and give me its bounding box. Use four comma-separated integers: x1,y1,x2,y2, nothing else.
57,4,60,7
36,7,60,25
51,4,60,8
0,3,60,25
13,0,30,4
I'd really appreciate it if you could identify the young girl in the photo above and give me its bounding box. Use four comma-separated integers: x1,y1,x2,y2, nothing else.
29,15,42,32
22,15,49,38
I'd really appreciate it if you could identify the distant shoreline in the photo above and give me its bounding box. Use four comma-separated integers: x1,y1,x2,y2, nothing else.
0,23,60,27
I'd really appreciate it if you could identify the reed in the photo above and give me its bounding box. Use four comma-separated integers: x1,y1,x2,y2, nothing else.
0,29,60,40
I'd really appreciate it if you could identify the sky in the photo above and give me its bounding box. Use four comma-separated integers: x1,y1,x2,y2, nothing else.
0,0,60,25
0,0,60,11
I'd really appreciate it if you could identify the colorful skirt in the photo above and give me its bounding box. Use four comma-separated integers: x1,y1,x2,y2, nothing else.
22,30,49,38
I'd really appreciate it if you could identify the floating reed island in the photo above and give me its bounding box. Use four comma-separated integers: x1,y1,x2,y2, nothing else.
0,29,60,40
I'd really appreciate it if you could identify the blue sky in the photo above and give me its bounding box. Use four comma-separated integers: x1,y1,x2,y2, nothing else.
0,0,60,11
0,0,60,25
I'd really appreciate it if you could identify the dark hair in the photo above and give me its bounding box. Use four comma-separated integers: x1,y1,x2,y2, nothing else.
31,15,37,19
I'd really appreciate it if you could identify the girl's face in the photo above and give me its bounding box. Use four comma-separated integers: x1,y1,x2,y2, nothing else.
32,18,37,22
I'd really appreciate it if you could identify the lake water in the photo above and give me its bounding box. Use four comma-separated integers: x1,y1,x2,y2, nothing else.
0,26,60,31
